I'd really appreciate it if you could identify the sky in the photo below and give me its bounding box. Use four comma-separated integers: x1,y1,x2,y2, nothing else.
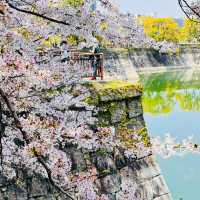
116,0,184,18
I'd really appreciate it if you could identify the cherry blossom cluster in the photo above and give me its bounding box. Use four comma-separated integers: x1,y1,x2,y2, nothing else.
151,134,200,158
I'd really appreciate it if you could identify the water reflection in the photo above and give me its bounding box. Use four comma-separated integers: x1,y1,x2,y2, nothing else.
139,69,200,200
140,70,200,114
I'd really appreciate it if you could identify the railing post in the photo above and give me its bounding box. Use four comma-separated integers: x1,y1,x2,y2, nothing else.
68,52,104,80
100,53,104,80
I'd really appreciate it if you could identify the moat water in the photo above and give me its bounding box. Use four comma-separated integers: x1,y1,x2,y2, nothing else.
140,69,200,200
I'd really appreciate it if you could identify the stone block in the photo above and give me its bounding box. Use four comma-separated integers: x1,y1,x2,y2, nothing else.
97,101,127,125
135,182,154,200
100,174,121,194
110,101,127,124
92,152,117,174
29,177,48,197
119,166,138,183
70,150,87,172
128,98,143,118
151,175,170,198
154,193,172,200
106,193,116,200
134,156,161,181
83,81,142,104
139,175,170,200
114,152,127,169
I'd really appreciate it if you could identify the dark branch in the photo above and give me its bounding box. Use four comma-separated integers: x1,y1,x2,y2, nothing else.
5,0,82,30
0,87,75,200
0,88,29,143
178,0,200,23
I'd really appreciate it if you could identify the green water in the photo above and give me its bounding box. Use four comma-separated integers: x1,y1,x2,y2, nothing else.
140,69,200,200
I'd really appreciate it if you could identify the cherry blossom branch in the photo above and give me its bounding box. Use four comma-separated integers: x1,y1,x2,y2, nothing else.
0,88,29,143
0,87,75,200
5,0,81,29
35,152,75,200
178,0,200,23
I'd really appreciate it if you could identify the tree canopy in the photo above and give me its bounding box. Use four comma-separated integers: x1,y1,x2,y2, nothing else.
139,16,181,43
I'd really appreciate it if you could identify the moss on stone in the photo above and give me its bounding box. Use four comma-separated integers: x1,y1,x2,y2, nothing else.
96,101,127,126
83,80,149,154
138,127,150,146
96,149,110,157
97,110,111,127
116,119,150,148
83,81,143,105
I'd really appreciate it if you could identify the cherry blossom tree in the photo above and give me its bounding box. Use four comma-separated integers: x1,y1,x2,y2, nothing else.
0,0,147,199
178,0,200,22
0,0,178,199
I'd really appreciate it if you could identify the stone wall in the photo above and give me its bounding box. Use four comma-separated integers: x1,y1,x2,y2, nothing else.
103,47,200,81
0,81,172,200
83,81,172,200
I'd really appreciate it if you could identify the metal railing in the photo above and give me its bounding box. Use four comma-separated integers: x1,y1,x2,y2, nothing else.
35,50,104,80
71,52,104,80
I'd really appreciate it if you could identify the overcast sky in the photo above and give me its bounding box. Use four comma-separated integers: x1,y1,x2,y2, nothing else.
116,0,185,18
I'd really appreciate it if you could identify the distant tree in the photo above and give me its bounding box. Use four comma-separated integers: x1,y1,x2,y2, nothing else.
139,16,181,43
180,19,200,42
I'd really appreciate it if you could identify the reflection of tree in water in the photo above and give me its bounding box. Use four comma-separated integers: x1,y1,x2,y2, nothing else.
143,88,200,114
142,91,175,115
140,71,200,114
176,89,200,111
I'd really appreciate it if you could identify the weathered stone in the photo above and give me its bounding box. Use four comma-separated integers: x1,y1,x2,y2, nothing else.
92,152,117,174
126,115,145,130
119,166,137,182
0,176,7,186
1,184,27,200
100,174,121,194
135,182,154,200
110,101,127,124
29,177,49,197
151,175,170,198
128,98,143,118
134,156,161,181
97,104,112,126
83,81,143,104
154,193,172,200
70,150,87,172
106,193,116,200
114,149,127,169
114,152,127,169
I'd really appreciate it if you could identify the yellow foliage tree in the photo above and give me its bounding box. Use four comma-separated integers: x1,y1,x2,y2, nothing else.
139,16,181,43
180,19,200,42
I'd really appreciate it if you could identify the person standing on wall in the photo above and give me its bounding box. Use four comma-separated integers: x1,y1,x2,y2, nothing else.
90,44,101,80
